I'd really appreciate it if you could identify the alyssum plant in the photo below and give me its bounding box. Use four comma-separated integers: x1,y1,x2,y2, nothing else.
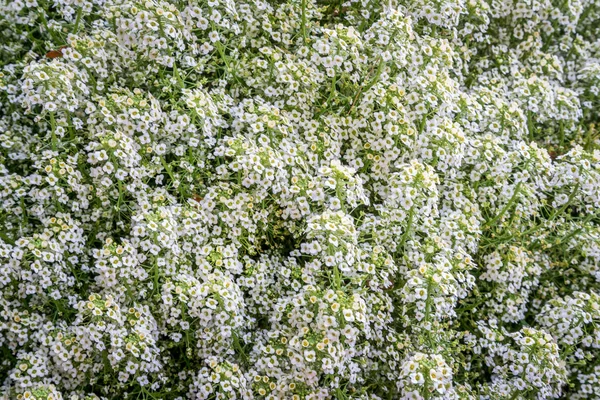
0,0,599,399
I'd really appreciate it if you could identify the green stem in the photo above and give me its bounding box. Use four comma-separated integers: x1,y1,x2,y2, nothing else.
301,0,307,40
0,230,14,245
347,28,398,114
522,183,579,237
559,120,565,149
49,112,57,151
397,207,414,252
483,182,522,229
21,197,28,227
585,124,594,152
323,73,337,108
527,111,534,143
67,113,76,142
160,156,185,197
73,7,83,33
173,63,185,89
333,264,341,290
38,7,60,43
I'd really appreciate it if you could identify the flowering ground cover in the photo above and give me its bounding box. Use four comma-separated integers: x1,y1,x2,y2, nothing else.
0,0,600,399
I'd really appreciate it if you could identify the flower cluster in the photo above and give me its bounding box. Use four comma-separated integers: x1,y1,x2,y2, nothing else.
1,0,600,399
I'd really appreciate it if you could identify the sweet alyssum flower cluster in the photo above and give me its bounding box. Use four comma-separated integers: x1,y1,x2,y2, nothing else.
0,0,599,399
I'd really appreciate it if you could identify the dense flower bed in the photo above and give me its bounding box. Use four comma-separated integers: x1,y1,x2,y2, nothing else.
0,0,599,399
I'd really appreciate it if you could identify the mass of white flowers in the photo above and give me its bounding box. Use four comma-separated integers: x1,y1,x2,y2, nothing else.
0,0,599,399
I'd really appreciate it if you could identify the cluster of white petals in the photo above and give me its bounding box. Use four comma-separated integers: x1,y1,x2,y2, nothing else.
0,0,599,399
